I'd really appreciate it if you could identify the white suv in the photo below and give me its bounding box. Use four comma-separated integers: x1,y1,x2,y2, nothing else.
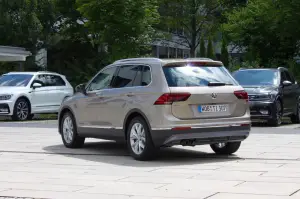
0,71,74,121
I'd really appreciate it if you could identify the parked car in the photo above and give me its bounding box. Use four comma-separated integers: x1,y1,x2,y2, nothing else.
232,67,300,126
58,58,251,160
0,71,73,121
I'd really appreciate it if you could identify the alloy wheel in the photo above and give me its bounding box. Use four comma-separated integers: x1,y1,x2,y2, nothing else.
16,101,29,120
62,116,74,144
276,101,282,125
130,122,146,155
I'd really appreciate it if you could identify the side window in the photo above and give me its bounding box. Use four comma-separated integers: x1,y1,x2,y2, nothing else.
141,66,151,86
284,71,294,83
50,75,66,86
132,66,143,86
112,65,139,88
280,71,287,83
131,65,152,86
34,74,66,86
87,67,117,91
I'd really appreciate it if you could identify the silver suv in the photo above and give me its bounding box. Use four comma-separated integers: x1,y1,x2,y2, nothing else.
58,58,251,160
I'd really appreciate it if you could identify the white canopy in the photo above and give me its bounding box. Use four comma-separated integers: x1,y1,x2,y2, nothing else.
0,46,31,62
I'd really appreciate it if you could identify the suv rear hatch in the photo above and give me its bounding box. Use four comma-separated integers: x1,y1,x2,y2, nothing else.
161,61,248,120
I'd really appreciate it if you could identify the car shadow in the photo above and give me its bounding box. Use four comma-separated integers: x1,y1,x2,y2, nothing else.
43,141,240,167
252,117,291,127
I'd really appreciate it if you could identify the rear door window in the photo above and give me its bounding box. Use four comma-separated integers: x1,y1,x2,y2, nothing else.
163,65,237,87
131,65,151,86
112,65,139,88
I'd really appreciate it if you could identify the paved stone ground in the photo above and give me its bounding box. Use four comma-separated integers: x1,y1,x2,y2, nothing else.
0,123,300,199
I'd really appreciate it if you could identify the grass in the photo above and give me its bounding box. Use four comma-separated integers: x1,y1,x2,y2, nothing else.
0,114,58,122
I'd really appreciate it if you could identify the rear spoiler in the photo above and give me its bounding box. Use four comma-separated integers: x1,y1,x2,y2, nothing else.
163,61,223,67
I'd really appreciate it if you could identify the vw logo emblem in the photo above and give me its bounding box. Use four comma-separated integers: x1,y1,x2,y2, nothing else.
212,93,217,99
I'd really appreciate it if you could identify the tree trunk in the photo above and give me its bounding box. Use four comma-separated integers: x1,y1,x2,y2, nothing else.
190,0,197,58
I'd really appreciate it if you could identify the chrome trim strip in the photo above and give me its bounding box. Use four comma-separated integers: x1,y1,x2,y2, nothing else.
78,125,123,130
152,127,172,130
152,123,250,130
79,125,113,129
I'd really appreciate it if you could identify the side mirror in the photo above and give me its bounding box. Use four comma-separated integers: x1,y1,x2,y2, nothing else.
32,82,42,89
75,83,86,94
282,80,292,87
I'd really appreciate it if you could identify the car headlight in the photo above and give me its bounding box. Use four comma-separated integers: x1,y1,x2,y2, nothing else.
0,95,13,100
268,93,276,100
249,94,276,101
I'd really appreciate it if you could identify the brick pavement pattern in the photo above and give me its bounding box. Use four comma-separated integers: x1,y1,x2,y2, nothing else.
0,126,300,199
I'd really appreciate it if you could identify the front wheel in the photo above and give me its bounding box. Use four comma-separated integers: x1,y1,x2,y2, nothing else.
12,98,31,121
127,116,157,161
268,100,282,127
291,101,300,124
60,112,85,148
210,142,241,155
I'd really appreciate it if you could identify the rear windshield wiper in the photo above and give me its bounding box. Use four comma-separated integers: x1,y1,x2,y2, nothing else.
208,82,233,86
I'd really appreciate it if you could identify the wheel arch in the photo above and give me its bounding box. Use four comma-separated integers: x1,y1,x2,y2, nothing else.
123,109,151,140
276,96,283,109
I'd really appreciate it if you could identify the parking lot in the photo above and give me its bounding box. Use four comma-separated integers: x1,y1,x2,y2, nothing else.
0,121,300,199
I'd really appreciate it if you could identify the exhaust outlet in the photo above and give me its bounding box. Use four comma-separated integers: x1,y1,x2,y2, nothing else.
180,139,196,146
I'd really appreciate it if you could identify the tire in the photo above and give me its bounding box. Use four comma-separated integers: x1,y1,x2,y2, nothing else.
12,98,31,121
210,142,241,155
126,116,157,161
268,100,282,127
60,112,85,148
291,101,300,124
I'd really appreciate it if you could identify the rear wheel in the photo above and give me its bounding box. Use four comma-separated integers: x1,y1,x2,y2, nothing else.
60,112,85,148
268,100,282,127
210,142,241,155
127,116,157,161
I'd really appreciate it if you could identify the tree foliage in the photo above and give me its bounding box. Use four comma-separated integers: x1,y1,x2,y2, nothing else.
206,36,215,59
159,0,221,57
199,36,206,57
223,0,300,65
0,0,57,52
76,0,160,61
221,37,229,67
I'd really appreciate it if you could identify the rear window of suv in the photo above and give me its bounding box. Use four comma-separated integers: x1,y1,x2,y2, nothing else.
163,64,238,87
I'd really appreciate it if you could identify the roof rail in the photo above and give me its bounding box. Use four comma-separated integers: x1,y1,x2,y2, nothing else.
113,58,161,64
186,58,213,61
37,71,58,74
277,66,287,70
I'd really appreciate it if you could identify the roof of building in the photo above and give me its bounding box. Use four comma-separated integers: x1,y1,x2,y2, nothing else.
0,46,32,62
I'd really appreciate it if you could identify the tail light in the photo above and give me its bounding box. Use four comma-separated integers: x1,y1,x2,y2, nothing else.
154,93,191,105
234,90,248,102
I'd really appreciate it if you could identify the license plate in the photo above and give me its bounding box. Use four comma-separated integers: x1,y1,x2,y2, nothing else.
198,105,228,113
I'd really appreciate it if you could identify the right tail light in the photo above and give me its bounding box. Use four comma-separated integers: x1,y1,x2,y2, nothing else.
234,90,248,102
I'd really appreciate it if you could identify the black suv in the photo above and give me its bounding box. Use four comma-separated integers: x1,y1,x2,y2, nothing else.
232,67,300,126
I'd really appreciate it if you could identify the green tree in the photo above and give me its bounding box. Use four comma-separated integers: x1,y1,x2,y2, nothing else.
47,0,108,86
76,0,160,61
206,36,215,59
159,0,221,57
223,0,300,65
220,37,229,66
199,37,206,57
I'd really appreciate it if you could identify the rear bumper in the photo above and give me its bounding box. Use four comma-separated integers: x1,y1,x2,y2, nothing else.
151,125,250,147
249,101,276,121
